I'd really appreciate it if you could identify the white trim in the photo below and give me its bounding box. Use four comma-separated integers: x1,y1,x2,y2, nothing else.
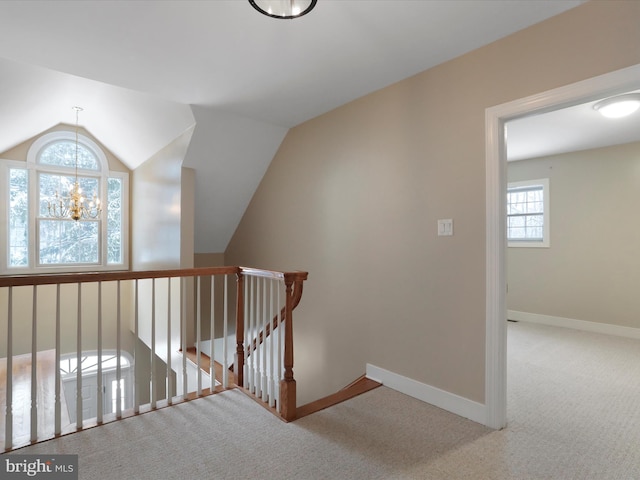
366,364,486,425
28,130,108,174
485,63,640,430
508,310,640,340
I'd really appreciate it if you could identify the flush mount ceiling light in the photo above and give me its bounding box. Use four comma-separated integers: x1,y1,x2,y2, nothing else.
593,93,640,119
249,0,317,19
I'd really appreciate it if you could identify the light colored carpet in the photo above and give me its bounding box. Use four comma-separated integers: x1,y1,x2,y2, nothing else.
8,322,640,479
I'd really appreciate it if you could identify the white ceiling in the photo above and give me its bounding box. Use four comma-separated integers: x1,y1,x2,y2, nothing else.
507,90,640,161
3,0,625,253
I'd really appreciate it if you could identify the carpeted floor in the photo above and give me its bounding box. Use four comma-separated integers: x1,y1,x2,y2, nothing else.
8,322,640,479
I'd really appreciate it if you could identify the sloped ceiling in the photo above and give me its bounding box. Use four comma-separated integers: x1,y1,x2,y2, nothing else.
0,0,590,252
0,58,195,169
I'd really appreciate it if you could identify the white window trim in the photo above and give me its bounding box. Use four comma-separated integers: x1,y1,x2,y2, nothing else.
29,131,109,173
1,131,129,274
507,178,550,248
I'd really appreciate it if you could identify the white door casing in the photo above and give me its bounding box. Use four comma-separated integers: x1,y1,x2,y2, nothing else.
484,63,640,429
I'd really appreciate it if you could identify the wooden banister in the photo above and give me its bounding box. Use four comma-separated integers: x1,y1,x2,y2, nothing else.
0,265,308,450
280,277,297,421
0,266,241,288
232,268,308,421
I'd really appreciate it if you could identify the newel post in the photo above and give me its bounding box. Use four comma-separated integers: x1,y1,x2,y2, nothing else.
280,276,297,421
234,270,245,387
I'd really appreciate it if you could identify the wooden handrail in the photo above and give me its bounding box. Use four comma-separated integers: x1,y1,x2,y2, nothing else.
0,266,241,287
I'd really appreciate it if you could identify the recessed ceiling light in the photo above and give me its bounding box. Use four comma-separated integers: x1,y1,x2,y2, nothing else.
593,93,640,119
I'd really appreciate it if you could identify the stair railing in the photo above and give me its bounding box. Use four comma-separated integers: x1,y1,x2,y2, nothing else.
0,266,308,451
234,268,308,421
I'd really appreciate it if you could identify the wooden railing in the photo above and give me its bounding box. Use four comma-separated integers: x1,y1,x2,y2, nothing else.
0,266,308,451
234,268,308,422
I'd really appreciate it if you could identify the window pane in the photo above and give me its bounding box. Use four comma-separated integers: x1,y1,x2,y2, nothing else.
107,177,122,264
527,214,543,227
9,168,29,267
507,184,545,242
508,216,525,228
509,228,526,239
40,173,100,218
39,220,99,264
527,226,543,239
39,140,99,170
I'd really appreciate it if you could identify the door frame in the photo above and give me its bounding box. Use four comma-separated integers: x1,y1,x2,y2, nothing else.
484,63,640,429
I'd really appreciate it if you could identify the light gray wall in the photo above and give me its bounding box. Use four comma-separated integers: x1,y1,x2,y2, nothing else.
131,127,194,271
508,141,640,329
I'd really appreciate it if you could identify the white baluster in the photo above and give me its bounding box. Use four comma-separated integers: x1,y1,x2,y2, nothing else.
214,275,216,393
116,280,122,418
54,285,61,435
196,276,202,397
222,275,229,388
276,280,282,413
76,283,82,429
97,282,103,424
254,276,262,398
269,278,276,408
5,286,13,450
243,277,250,392
30,285,38,442
133,279,140,414
181,277,188,400
262,278,268,402
167,278,173,405
151,279,156,409
252,276,259,396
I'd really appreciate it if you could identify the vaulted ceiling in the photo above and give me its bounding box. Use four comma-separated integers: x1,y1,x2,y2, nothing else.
0,0,598,252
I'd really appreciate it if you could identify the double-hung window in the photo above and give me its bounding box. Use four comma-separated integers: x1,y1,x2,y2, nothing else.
507,178,550,248
1,131,129,273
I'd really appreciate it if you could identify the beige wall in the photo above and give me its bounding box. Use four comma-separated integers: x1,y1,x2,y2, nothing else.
194,253,227,339
226,1,640,406
508,141,640,328
0,281,135,358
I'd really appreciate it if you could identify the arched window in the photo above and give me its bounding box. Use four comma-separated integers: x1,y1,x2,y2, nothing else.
1,130,128,273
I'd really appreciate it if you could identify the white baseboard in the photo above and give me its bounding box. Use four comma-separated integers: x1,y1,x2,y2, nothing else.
365,364,487,426
508,310,640,340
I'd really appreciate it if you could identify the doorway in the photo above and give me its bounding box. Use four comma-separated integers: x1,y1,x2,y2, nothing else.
484,63,640,429
60,351,133,421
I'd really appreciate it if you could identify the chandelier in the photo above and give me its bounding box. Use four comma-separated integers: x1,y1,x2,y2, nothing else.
47,107,102,221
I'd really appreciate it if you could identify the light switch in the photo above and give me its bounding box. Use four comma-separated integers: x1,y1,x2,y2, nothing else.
437,219,453,236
